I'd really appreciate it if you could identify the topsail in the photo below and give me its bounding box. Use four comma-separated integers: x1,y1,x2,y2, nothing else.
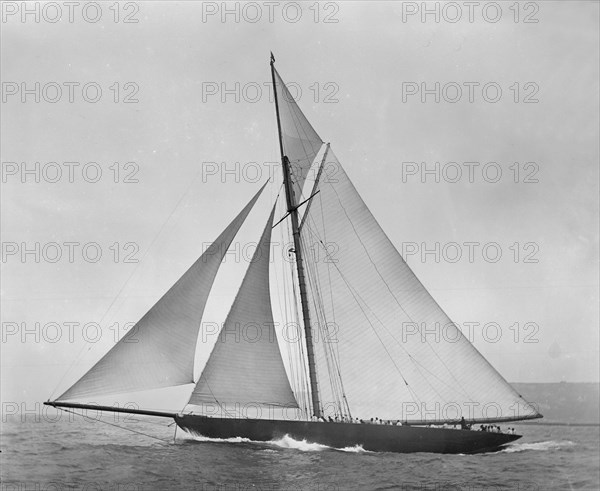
272,67,324,204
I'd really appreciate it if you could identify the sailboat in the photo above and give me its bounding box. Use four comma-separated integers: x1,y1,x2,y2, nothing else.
45,55,542,454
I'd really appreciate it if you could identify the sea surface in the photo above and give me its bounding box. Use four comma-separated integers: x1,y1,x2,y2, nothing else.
1,414,599,491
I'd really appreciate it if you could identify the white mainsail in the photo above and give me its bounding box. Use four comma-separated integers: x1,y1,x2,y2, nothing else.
58,185,266,401
272,66,324,204
299,150,540,422
187,205,299,413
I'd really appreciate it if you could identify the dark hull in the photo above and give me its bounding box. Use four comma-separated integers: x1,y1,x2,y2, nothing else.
175,415,520,454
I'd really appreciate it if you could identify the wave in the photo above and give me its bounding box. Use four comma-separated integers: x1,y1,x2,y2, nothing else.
500,440,576,453
338,444,373,454
185,434,253,444
268,434,330,452
269,434,372,453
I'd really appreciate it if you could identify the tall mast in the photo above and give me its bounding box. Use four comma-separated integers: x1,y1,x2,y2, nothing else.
270,53,321,418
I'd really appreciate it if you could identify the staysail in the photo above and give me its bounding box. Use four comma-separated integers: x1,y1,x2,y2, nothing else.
298,149,541,423
272,66,324,204
57,185,266,401
187,205,299,414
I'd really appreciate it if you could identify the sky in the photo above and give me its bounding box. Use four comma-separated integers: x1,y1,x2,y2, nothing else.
1,1,599,410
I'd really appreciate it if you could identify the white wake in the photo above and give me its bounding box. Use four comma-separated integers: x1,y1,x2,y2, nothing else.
500,440,576,453
185,432,372,453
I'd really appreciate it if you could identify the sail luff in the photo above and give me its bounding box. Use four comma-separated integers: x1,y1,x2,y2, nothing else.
271,56,321,418
56,184,267,402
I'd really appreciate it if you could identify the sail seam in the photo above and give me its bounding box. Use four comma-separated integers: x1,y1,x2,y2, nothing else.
325,175,477,404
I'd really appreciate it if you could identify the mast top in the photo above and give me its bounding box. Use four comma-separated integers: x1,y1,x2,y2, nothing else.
270,52,275,65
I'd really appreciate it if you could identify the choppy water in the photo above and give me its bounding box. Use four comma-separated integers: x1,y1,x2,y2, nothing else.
2,414,598,490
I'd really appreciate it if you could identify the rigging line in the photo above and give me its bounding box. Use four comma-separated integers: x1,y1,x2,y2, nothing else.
288,112,321,177
273,181,284,203
284,218,307,415
313,196,470,410
301,191,342,394
276,79,316,415
285,282,302,409
308,294,341,413
280,82,322,193
299,144,329,231
49,168,206,401
296,284,312,416
283,81,321,158
304,229,421,406
291,294,308,414
325,177,475,403
305,216,467,403
276,67,321,151
289,248,311,418
280,215,305,408
333,260,423,407
304,210,349,415
314,188,342,378
278,228,293,390
386,330,472,402
303,237,351,415
288,252,307,412
56,407,172,443
303,220,457,407
300,231,339,406
273,196,299,406
325,249,454,405
300,231,348,416
286,85,321,144
197,369,238,419
294,274,310,414
301,222,422,407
